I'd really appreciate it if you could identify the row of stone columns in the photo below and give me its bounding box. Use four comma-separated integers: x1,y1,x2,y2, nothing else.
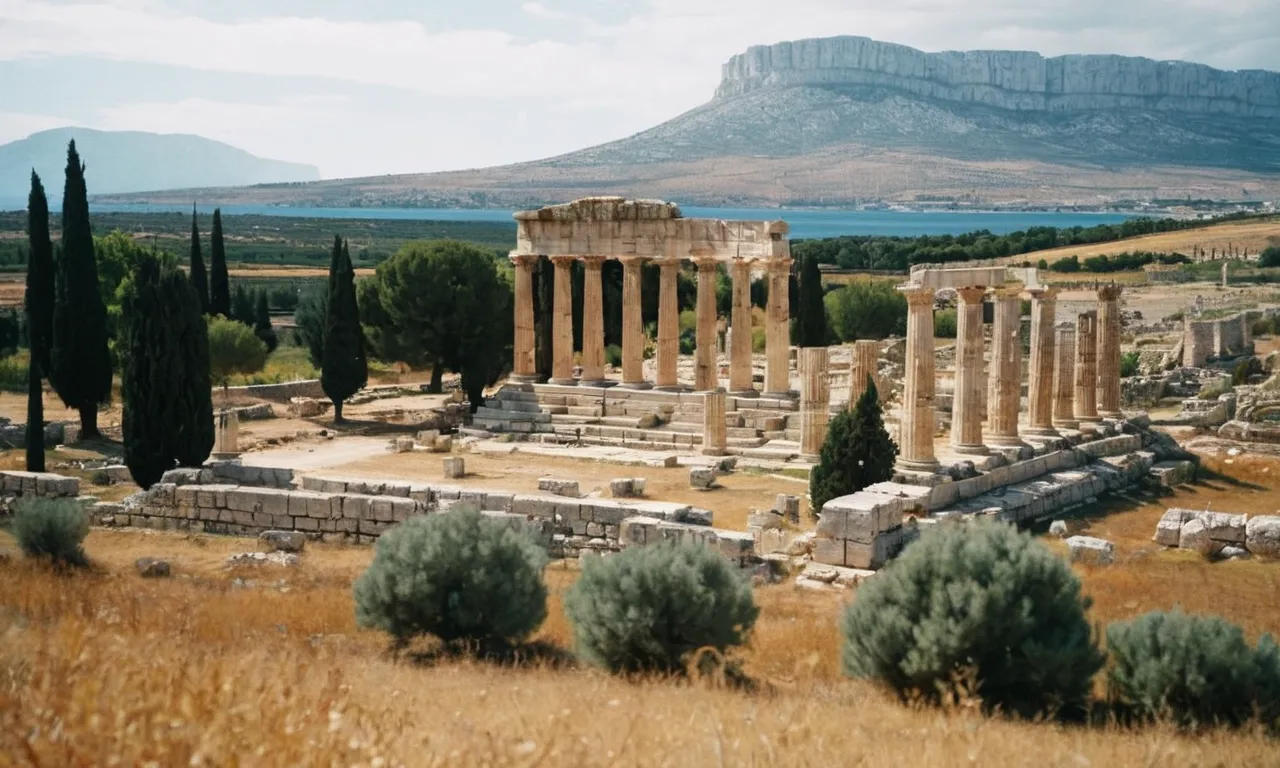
897,282,1124,473
510,254,791,394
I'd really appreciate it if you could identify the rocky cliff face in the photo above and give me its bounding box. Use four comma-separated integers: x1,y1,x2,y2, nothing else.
717,36,1280,118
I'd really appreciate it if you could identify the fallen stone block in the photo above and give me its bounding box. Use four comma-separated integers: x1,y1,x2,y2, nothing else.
1067,535,1115,565
135,557,170,578
416,429,440,446
225,551,300,568
432,435,453,453
796,561,875,589
1147,460,1196,488
443,457,466,479
1220,545,1251,560
609,478,645,498
537,478,581,498
1246,515,1280,558
772,494,800,523
1153,509,1187,547
1049,520,1069,538
260,530,307,553
390,437,415,453
689,467,717,490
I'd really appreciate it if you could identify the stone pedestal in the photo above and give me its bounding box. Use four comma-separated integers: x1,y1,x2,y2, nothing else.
1025,287,1059,436
701,389,727,456
897,286,939,472
212,410,240,458
764,258,792,396
799,347,830,459
1096,285,1123,417
1074,311,1100,425
1053,324,1078,430
549,256,576,385
987,285,1026,448
849,339,880,407
655,259,681,390
729,259,756,395
951,286,988,455
619,257,649,388
695,259,718,391
510,254,538,382
579,256,607,386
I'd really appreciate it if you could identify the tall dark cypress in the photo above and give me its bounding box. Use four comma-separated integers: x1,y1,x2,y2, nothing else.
320,238,367,422
25,356,44,472
25,171,55,375
121,253,215,489
209,208,230,316
189,204,209,314
795,253,827,347
49,140,111,440
253,289,278,353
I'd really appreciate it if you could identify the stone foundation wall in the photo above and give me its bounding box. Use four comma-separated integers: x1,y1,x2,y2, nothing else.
1183,314,1251,366
0,471,81,506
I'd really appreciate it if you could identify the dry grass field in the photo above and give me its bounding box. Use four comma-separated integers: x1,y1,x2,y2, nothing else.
1,450,1278,764
1016,217,1280,263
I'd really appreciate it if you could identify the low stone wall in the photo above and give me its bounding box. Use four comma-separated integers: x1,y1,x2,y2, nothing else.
223,379,325,403
0,418,76,449
163,462,296,489
1154,508,1278,558
0,470,82,516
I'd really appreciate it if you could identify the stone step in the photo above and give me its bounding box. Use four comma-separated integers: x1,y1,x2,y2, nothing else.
566,405,603,417
495,399,545,414
727,426,764,440
548,414,600,425
599,416,644,428
473,406,549,423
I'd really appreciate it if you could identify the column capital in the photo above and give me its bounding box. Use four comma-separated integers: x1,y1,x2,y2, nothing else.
1097,284,1123,301
900,284,935,307
579,255,607,269
1029,286,1060,301
992,282,1024,300
548,254,577,267
618,255,648,267
509,252,539,268
764,256,793,274
955,285,987,305
695,257,720,273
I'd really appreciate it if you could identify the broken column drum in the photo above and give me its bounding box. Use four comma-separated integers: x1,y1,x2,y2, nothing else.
799,347,830,458
849,339,880,407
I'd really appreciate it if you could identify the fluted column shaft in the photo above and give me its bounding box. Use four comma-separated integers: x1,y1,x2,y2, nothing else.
702,389,727,456
1026,287,1059,435
799,347,830,458
655,259,680,389
694,259,719,391
897,286,938,471
951,286,988,454
987,285,1025,447
620,257,648,388
1074,311,1099,423
765,258,792,396
579,256,606,385
549,256,576,385
729,259,755,394
510,254,537,381
849,339,879,408
1053,325,1078,430
1096,285,1123,417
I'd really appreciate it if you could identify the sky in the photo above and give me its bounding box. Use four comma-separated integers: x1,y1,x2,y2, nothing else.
2,0,1278,180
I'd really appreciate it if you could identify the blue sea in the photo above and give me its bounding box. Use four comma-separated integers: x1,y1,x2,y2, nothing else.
1,200,1137,239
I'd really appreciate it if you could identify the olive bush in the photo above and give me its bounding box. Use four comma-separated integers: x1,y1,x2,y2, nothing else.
12,497,89,568
564,541,759,674
1106,610,1280,729
842,520,1104,718
353,506,548,648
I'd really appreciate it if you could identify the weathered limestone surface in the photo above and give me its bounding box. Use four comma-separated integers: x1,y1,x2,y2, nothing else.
1053,324,1078,429
702,389,727,456
550,255,576,385
849,339,880,407
0,470,80,500
695,259,718,391
1096,285,1123,417
951,285,988,454
511,255,537,380
1074,312,1099,424
579,256,607,385
619,257,648,387
765,258,792,395
987,285,1025,447
799,348,830,458
1026,288,1058,435
1154,508,1279,558
655,259,680,389
897,286,938,471
212,410,240,457
1067,536,1115,565
729,259,754,393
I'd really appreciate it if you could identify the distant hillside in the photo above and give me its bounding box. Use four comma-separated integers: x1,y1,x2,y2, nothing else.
94,36,1280,208
0,128,319,201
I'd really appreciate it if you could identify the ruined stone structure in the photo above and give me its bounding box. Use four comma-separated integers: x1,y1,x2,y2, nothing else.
1053,325,1078,430
848,339,881,407
1074,311,1100,426
1096,285,1124,418
799,348,830,458
1182,312,1253,367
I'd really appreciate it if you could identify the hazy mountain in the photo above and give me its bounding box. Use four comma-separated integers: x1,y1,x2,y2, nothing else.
93,37,1280,208
0,128,319,203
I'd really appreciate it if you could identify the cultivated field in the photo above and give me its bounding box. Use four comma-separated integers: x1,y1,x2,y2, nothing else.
1017,217,1280,263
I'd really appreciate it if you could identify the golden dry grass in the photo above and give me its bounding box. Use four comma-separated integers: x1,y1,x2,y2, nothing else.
1017,217,1280,263
2,453,1279,764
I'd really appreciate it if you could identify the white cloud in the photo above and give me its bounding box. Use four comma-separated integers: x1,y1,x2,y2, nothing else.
520,2,567,20
0,111,80,145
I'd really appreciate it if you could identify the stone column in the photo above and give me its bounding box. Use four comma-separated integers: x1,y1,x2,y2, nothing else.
509,254,538,382
799,347,830,459
1053,324,1078,430
702,389,727,456
729,259,755,395
212,409,239,458
951,286,988,455
764,258,792,396
655,259,681,390
1025,287,1059,436
619,257,649,388
694,258,719,391
987,285,1025,447
1096,284,1123,418
1074,311,1099,425
897,286,939,472
579,256,607,386
849,339,879,408
549,255,576,385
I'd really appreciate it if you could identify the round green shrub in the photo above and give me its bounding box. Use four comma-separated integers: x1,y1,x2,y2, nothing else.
1106,610,1280,729
352,506,549,648
564,541,759,674
842,520,1104,718
604,344,623,368
12,497,89,568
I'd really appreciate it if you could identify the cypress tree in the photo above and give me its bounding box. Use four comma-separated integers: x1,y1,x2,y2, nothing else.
26,171,54,376
49,140,111,440
25,356,44,472
795,253,827,347
209,208,230,316
253,289,278,353
809,378,897,514
230,284,255,325
121,253,215,489
321,238,367,422
189,204,209,314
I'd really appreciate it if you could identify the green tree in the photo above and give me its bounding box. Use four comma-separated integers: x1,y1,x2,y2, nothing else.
293,285,328,368
25,171,55,376
253,290,279,354
825,280,908,341
360,240,511,411
209,208,230,316
120,253,215,489
189,204,209,314
25,356,43,472
207,315,267,394
795,253,827,346
809,379,897,514
321,238,367,422
49,140,112,440
1259,246,1280,268
230,283,254,325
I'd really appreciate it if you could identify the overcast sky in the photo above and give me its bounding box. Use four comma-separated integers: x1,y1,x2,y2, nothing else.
2,0,1278,179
